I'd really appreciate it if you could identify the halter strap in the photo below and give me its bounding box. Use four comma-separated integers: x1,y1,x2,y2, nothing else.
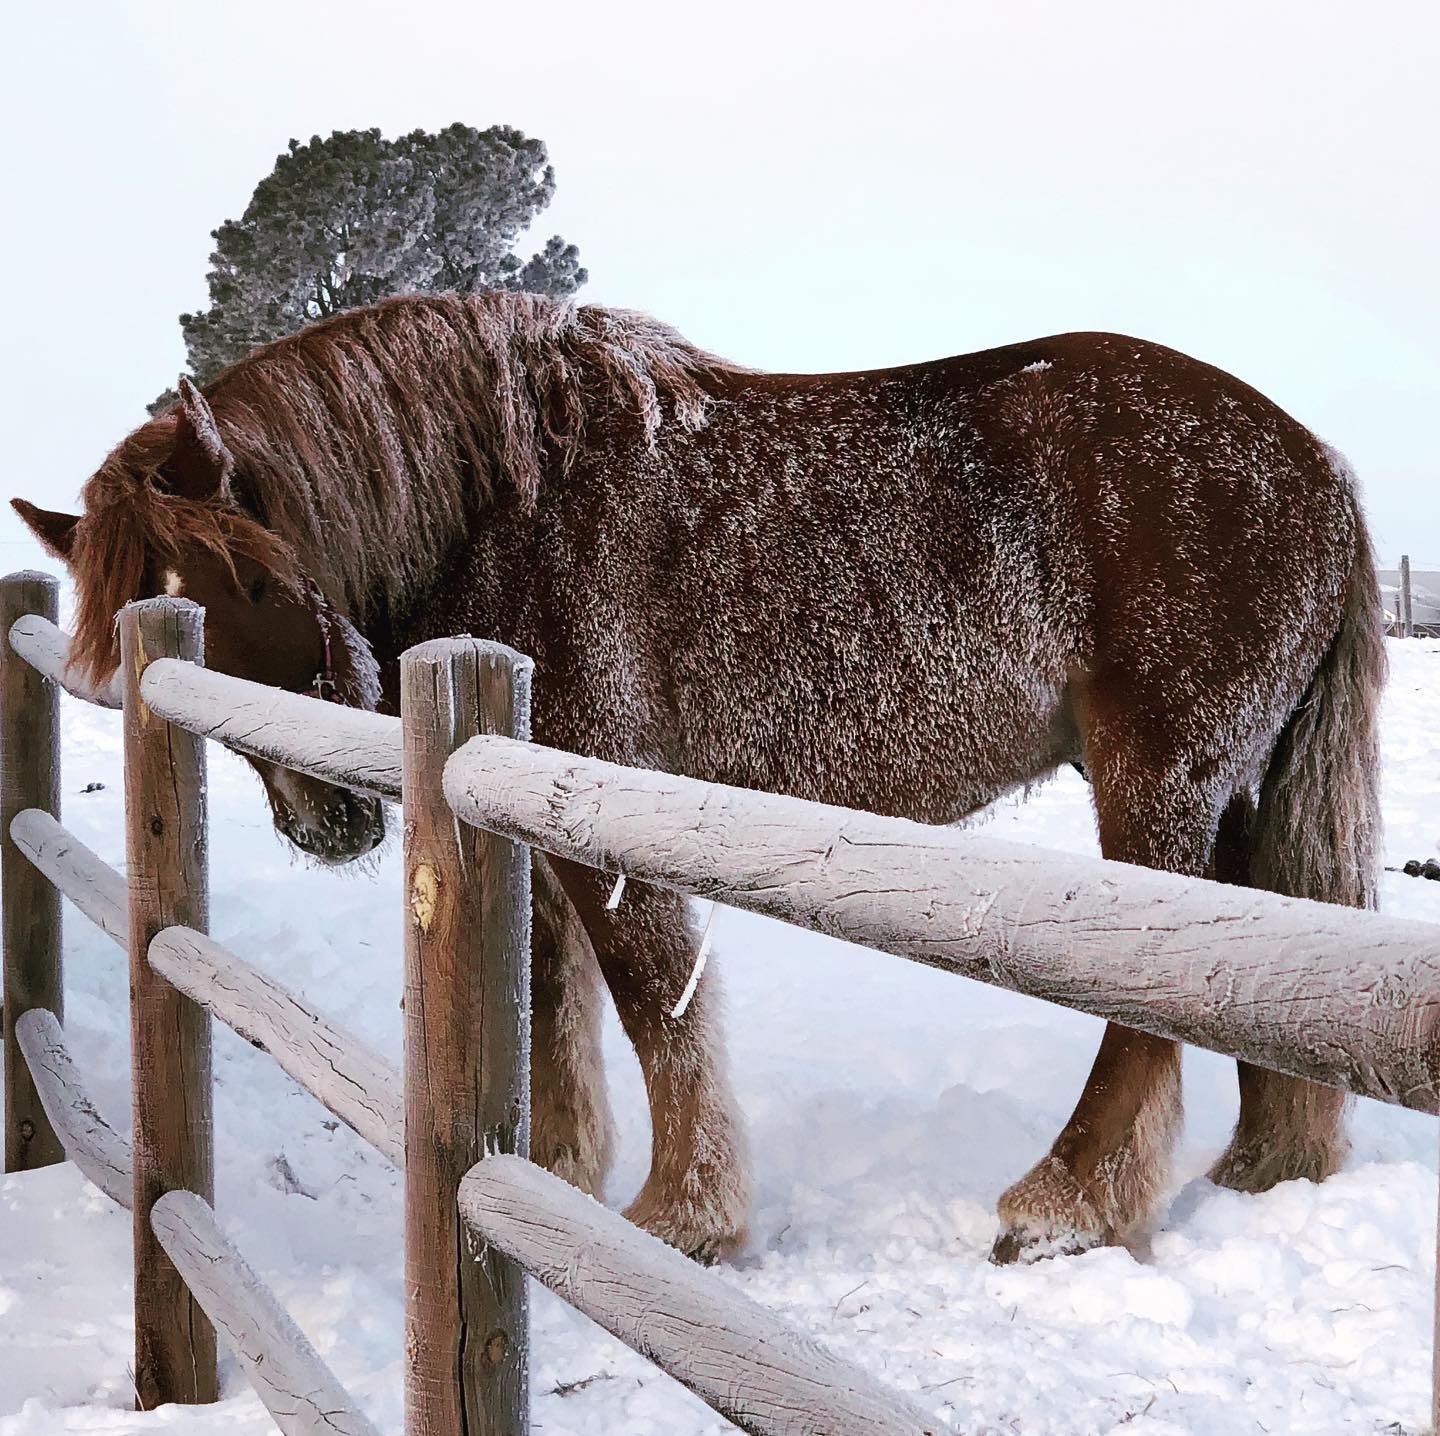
303,577,343,703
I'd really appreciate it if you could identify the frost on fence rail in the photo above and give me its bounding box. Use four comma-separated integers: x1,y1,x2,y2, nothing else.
7,610,403,796
460,1155,941,1436
149,926,404,1167
14,1009,130,1206
140,657,402,800
10,810,405,1169
6,613,122,707
152,1192,382,1436
443,736,1440,1113
9,808,126,944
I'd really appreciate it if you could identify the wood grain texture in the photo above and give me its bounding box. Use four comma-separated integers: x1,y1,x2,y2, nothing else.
151,1191,381,1436
444,736,1440,1113
120,597,217,1408
2,573,64,1170
9,807,127,946
403,639,533,1436
6,610,123,707
14,1007,131,1207
142,656,402,799
149,925,403,1167
460,1155,940,1436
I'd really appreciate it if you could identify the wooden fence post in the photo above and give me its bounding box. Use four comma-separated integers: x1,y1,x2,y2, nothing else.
1401,553,1414,638
119,597,217,1408
402,638,532,1436
2,571,63,1171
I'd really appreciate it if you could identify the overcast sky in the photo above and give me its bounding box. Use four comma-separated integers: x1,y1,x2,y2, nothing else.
2,0,1435,574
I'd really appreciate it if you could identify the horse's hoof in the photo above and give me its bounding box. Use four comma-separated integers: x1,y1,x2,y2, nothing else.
623,1184,749,1264
988,1224,1102,1265
992,1152,1135,1263
685,1237,725,1267
1207,1138,1345,1194
989,1228,1029,1265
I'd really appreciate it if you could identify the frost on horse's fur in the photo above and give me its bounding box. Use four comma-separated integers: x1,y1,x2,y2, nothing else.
19,289,1384,1263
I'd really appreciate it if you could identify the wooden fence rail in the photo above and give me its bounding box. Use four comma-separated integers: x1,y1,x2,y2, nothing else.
150,926,405,1167
7,609,122,706
15,1008,376,1436
443,735,1440,1113
14,1007,130,1205
460,1154,939,1436
152,1191,383,1436
10,807,127,943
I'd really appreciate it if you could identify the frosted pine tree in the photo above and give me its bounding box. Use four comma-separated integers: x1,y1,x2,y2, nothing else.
151,124,585,411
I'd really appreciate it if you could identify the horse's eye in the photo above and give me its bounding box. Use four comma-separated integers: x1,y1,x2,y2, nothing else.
248,577,266,604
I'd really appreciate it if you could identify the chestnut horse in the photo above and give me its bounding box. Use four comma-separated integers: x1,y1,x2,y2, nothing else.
15,291,1384,1263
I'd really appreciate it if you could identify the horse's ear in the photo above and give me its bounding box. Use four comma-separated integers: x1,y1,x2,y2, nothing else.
165,375,236,503
11,498,79,560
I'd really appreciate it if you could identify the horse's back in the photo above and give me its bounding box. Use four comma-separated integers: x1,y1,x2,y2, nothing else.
538,330,1367,820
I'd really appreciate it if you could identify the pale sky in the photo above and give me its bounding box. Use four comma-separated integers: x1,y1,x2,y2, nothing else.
2,0,1435,573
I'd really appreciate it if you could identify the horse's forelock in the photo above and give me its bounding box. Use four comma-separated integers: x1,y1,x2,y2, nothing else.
69,455,295,684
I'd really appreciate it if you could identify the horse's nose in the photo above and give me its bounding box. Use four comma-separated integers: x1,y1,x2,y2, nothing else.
283,787,385,864
323,789,385,858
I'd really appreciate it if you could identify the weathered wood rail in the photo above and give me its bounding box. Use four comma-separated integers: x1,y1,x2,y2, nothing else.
15,1007,377,1436
460,1155,938,1435
3,568,1439,1434
444,737,1440,1113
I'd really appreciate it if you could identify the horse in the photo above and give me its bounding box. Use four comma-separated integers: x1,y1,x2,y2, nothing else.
14,290,1385,1264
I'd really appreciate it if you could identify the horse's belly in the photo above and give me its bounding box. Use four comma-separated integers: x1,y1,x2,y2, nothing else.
672,643,1077,826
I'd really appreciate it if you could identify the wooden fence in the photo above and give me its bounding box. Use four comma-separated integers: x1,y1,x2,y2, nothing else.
3,565,1440,1434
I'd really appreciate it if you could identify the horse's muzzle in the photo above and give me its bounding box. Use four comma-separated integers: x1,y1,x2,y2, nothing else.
253,758,387,865
279,787,386,865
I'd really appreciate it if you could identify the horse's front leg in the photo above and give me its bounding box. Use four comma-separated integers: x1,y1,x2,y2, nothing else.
550,859,752,1263
528,856,616,1198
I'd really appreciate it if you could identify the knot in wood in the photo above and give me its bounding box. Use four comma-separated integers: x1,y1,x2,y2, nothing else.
482,1329,510,1368
149,814,165,837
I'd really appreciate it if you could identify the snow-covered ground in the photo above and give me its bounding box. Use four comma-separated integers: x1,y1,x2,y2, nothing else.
3,640,1440,1435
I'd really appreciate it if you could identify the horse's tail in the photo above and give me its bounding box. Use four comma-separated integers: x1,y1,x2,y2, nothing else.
1251,465,1386,910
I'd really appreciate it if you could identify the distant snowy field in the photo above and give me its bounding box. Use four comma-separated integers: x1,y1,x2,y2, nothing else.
3,640,1440,1435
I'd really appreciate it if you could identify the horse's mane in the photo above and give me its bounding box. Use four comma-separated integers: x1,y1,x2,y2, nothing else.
69,290,731,684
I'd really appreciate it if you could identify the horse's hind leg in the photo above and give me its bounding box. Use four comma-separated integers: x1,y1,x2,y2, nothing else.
1210,1066,1349,1190
1206,792,1351,1191
992,740,1222,1262
529,859,616,1198
550,860,751,1262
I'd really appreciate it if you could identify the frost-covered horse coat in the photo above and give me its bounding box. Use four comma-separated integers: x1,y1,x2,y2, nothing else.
18,293,1384,1260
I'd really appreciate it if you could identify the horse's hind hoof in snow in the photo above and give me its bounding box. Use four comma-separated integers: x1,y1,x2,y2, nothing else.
1207,1066,1350,1195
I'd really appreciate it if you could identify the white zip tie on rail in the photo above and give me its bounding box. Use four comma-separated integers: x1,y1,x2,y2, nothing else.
670,902,720,1019
605,872,626,910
